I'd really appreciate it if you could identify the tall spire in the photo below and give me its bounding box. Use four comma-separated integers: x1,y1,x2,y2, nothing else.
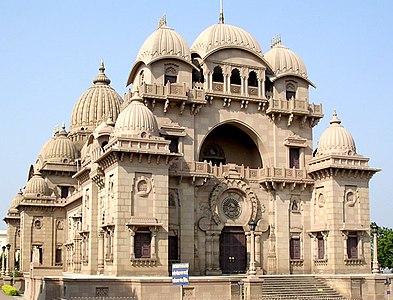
219,0,224,24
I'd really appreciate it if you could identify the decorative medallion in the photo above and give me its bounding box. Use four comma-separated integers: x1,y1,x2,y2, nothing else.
222,196,241,219
317,193,325,208
135,176,152,197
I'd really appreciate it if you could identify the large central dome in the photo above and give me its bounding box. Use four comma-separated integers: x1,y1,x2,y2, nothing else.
191,23,263,59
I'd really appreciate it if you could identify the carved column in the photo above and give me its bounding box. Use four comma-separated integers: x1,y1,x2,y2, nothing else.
97,229,104,274
5,244,10,276
1,247,5,276
128,227,136,260
342,231,348,260
150,226,158,259
322,231,329,260
205,232,213,272
255,233,261,272
212,233,220,271
73,238,82,273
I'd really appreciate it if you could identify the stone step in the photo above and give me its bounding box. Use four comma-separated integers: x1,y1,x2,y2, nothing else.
259,276,346,300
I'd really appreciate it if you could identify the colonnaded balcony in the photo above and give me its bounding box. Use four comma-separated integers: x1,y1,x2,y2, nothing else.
169,161,314,190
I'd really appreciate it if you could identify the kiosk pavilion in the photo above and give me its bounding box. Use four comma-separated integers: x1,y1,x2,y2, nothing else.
3,9,382,300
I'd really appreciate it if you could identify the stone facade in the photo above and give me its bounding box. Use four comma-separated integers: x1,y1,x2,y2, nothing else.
3,9,381,300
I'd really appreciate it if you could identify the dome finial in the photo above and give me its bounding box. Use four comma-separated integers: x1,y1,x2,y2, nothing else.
131,86,143,103
158,15,167,28
271,35,282,48
93,60,111,85
330,108,342,125
99,59,105,73
219,0,224,24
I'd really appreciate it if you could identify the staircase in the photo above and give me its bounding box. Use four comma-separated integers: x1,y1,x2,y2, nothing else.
259,276,346,299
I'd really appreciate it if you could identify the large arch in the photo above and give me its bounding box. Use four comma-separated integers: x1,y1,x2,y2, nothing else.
198,120,265,168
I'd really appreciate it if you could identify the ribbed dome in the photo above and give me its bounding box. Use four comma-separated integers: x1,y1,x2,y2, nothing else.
9,189,23,211
114,91,159,136
316,110,356,157
265,40,308,79
25,171,50,197
42,124,77,163
136,17,191,66
70,61,123,136
93,119,115,138
191,23,263,59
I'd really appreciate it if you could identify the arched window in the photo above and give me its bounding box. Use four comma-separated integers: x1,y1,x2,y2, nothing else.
248,71,258,87
212,66,224,82
265,76,273,98
286,82,296,100
139,70,144,86
192,68,204,84
164,65,178,84
230,68,241,85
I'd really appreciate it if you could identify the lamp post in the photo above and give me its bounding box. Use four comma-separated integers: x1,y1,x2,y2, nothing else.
371,223,379,274
248,220,257,276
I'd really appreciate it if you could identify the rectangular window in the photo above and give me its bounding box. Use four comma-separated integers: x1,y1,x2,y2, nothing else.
286,90,296,100
347,235,358,259
290,147,300,169
290,238,301,259
61,186,69,199
317,235,325,259
164,75,177,84
166,137,179,153
135,232,151,258
168,236,179,261
55,248,62,265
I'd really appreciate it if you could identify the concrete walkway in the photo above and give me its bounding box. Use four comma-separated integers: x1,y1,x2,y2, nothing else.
0,290,25,300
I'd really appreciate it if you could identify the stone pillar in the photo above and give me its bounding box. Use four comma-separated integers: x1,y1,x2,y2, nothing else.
150,226,158,259
205,233,213,273
255,234,261,273
243,277,264,300
212,233,220,272
5,244,10,276
73,238,82,273
1,247,5,276
97,230,104,274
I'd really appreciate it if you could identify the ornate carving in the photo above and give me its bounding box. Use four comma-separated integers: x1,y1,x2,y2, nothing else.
222,197,241,219
135,176,152,197
209,179,258,224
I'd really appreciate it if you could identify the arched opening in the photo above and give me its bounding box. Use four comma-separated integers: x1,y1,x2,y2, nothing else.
248,71,258,87
230,68,241,85
212,66,224,83
286,82,296,100
265,76,273,98
192,68,204,85
199,123,262,168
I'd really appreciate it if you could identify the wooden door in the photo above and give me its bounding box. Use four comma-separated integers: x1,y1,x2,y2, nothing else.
220,227,246,274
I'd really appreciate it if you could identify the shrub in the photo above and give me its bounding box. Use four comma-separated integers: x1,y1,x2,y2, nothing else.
2,284,19,296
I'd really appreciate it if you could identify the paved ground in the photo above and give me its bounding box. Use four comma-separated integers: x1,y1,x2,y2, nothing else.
0,290,24,300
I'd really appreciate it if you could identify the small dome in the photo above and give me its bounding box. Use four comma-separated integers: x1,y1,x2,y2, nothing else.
136,17,191,66
70,61,123,137
93,119,115,139
114,90,159,136
316,110,356,157
43,124,78,164
9,189,23,211
264,38,314,86
191,23,263,59
25,171,50,197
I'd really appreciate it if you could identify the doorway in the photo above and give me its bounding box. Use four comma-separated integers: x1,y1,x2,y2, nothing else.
220,226,246,274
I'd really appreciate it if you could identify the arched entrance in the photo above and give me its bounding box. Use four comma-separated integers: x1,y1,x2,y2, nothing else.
219,226,246,274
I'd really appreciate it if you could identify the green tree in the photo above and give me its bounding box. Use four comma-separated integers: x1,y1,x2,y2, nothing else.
372,222,393,270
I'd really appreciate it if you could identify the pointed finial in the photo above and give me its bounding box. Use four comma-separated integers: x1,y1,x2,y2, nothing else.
219,0,224,24
62,122,66,131
131,85,143,103
93,59,111,85
158,15,167,28
99,59,105,73
330,108,342,125
53,124,59,137
271,35,282,48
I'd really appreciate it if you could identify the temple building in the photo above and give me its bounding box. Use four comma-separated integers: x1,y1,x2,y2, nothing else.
3,7,384,300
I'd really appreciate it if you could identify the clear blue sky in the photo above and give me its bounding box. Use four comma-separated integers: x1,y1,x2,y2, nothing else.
1,1,392,229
